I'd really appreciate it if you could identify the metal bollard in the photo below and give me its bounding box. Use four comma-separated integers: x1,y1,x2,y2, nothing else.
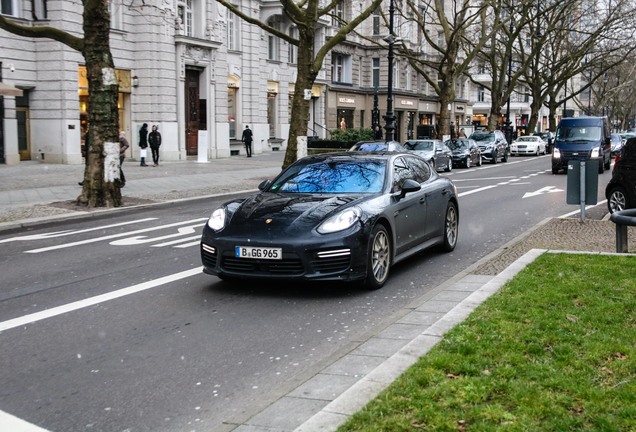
609,209,636,253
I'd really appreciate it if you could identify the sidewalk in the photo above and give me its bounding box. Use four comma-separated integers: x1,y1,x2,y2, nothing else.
1,154,635,432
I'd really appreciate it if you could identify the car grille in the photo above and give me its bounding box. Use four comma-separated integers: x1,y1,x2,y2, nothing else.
561,149,591,160
214,248,352,276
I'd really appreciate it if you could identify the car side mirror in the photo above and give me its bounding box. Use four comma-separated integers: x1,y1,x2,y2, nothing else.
258,179,271,191
399,179,421,198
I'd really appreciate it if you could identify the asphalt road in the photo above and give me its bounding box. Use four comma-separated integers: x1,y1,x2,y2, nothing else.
0,154,613,431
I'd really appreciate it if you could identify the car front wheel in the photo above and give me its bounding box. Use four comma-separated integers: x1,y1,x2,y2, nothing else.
607,187,629,214
364,224,391,290
445,159,452,172
465,157,471,168
440,201,459,252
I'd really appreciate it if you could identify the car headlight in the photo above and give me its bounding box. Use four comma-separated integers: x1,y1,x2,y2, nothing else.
317,207,361,234
552,148,561,158
207,208,226,231
591,147,600,158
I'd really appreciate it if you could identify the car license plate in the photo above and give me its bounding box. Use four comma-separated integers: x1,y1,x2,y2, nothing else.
235,246,282,260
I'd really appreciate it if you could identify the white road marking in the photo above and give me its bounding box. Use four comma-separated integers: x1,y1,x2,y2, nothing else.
523,186,564,198
110,223,205,246
0,267,202,332
0,218,158,243
24,218,208,254
0,410,50,432
151,235,201,247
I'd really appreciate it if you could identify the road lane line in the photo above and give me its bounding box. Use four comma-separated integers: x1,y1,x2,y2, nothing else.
24,218,208,253
0,218,158,244
0,267,202,332
0,409,50,431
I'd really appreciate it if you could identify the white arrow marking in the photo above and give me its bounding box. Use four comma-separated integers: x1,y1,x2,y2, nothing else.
25,218,208,253
523,186,564,199
110,223,205,246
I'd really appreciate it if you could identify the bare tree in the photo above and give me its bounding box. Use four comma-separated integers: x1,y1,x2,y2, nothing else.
216,0,382,169
394,0,495,138
0,0,123,208
521,0,636,133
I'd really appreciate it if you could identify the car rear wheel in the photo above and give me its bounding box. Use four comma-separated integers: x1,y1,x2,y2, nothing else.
364,224,391,290
477,156,482,166
607,186,628,214
502,149,508,162
440,201,459,252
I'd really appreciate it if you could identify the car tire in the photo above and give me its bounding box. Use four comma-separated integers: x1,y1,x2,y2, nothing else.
607,186,628,214
552,167,559,174
465,157,471,168
502,149,508,162
492,150,498,164
439,201,459,252
445,160,452,172
477,156,482,166
364,224,391,290
604,154,611,171
599,159,605,174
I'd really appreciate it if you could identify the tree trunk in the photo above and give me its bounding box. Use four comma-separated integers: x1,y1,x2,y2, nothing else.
78,0,122,207
282,32,318,170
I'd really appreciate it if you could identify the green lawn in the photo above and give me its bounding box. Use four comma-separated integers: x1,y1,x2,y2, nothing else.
338,253,636,431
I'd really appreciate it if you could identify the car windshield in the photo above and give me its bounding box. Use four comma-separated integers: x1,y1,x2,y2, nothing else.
470,133,495,143
354,143,388,151
556,126,602,142
405,141,434,151
447,140,469,150
517,136,537,142
269,159,387,194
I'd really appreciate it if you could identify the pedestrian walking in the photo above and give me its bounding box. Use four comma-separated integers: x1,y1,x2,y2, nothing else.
373,125,383,140
139,123,149,166
119,131,130,187
242,125,253,157
148,125,162,166
458,128,467,138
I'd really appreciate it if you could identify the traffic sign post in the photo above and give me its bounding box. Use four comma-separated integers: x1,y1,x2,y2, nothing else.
566,160,599,222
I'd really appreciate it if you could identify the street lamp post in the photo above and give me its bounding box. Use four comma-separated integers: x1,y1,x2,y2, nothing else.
383,0,396,142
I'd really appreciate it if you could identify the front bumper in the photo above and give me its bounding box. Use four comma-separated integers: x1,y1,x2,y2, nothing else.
200,226,369,282
510,146,537,155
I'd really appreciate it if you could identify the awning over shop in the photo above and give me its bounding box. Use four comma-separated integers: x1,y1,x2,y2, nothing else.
0,82,23,97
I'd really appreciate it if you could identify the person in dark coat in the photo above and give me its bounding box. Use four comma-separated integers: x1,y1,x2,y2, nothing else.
148,125,162,166
241,125,253,157
119,131,130,187
139,123,149,166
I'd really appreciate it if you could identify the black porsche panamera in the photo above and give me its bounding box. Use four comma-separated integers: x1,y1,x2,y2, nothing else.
200,152,459,289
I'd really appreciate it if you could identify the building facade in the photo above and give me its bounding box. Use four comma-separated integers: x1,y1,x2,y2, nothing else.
1,0,552,166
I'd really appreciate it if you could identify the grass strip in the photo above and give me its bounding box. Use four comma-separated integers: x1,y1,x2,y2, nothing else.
338,253,636,431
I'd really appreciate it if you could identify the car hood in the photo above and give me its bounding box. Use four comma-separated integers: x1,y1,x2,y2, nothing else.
225,193,366,236
411,150,434,159
451,149,469,156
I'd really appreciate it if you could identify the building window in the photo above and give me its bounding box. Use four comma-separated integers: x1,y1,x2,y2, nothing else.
478,86,485,102
288,26,297,64
177,0,193,36
1,0,19,16
109,0,123,30
333,1,344,28
393,59,400,89
268,17,281,61
33,0,46,20
227,8,240,50
331,53,352,84
372,8,381,36
372,58,380,88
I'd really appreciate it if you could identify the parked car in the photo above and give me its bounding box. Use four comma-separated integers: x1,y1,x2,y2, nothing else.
403,139,453,172
348,140,408,152
605,137,636,213
510,135,547,156
534,131,555,153
200,152,459,289
611,133,624,156
552,116,612,174
469,130,509,163
447,138,482,168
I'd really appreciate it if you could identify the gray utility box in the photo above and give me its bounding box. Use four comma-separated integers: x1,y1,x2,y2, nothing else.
566,159,599,205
